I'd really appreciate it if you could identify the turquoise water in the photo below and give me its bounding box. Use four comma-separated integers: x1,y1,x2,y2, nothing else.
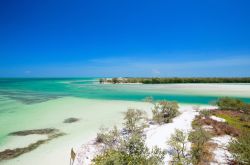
1,78,250,106
1,78,250,139
1,78,250,164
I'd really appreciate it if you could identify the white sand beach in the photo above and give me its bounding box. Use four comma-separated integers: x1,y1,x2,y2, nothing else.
73,104,217,165
210,135,234,165
108,83,250,97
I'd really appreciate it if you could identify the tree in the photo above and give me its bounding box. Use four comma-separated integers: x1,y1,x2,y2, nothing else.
188,127,211,164
93,133,165,165
152,101,179,124
112,78,119,84
93,109,165,165
96,126,120,150
99,78,104,84
123,109,148,134
229,132,250,165
167,129,190,165
216,97,248,111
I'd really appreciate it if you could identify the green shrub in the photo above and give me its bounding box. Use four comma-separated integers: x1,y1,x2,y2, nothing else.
96,109,148,147
93,133,165,165
240,114,250,122
93,148,165,165
92,149,124,165
229,132,250,165
199,110,212,117
99,78,104,84
216,97,249,111
243,104,250,113
93,109,165,165
167,129,190,165
112,78,119,84
188,126,211,164
123,109,148,134
96,126,120,149
152,101,179,124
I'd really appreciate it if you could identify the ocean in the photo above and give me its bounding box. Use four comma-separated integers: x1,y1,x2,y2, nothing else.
0,78,250,165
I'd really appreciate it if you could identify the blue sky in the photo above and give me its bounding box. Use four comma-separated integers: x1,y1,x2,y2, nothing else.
0,0,250,77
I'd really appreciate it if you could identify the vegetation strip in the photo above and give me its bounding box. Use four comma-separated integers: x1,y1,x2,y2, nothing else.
99,77,250,84
189,97,250,165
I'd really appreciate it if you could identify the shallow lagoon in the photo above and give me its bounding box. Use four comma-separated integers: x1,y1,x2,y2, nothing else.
0,78,250,165
1,78,250,105
0,97,153,165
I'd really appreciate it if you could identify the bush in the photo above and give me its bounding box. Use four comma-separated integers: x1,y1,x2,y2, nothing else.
93,147,165,165
229,132,250,165
96,126,120,149
152,101,179,124
99,78,104,84
93,133,165,165
92,149,125,165
112,78,119,84
199,110,212,117
216,97,249,112
244,104,250,113
93,109,165,165
123,109,148,134
167,129,190,165
188,126,211,164
240,114,250,122
194,116,240,137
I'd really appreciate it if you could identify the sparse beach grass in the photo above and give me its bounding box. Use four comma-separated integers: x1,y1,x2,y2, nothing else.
214,111,250,132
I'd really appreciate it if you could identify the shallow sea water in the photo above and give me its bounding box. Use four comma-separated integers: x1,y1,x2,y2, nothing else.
0,78,250,165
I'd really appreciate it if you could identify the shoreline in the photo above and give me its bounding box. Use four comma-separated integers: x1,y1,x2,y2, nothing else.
99,77,250,84
99,83,250,98
0,95,248,164
0,98,153,165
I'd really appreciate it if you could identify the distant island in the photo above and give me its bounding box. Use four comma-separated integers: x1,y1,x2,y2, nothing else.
99,77,250,84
